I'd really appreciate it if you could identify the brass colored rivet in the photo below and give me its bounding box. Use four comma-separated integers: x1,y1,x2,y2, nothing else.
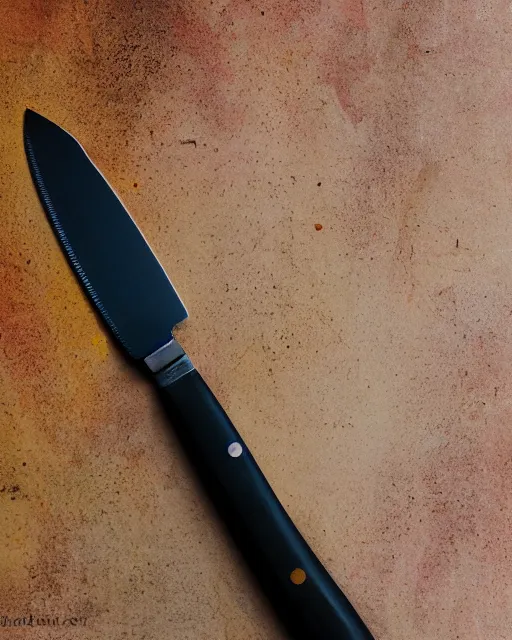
290,568,307,585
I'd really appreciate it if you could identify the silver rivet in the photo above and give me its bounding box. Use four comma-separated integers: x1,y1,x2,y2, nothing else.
227,442,243,458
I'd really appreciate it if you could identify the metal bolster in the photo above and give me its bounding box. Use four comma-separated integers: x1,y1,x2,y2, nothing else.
144,338,195,387
155,355,194,388
144,338,185,372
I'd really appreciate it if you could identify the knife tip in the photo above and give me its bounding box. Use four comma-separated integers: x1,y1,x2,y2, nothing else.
24,109,64,140
24,109,73,156
24,108,41,137
24,108,45,129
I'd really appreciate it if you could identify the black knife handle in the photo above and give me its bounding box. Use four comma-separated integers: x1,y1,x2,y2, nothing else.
154,356,375,640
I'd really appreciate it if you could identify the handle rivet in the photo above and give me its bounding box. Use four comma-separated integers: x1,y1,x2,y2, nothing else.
227,442,243,458
290,568,307,585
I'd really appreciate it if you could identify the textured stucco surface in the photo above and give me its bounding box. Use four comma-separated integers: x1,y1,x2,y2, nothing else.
1,1,512,638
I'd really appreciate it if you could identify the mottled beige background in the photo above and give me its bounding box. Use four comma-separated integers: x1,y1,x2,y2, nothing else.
1,1,512,638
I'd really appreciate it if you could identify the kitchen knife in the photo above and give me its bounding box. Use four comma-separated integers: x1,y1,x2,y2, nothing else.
23,109,375,640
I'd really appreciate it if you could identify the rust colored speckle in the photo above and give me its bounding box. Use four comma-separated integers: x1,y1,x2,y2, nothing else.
314,223,323,231
133,182,138,188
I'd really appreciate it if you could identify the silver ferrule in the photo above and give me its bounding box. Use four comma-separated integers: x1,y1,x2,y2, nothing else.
144,338,186,373
144,338,195,386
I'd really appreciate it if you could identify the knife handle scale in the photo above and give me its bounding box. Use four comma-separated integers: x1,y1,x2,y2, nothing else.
155,361,375,640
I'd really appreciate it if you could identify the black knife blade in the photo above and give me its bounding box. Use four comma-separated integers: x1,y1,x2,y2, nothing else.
23,109,187,360
23,109,375,640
